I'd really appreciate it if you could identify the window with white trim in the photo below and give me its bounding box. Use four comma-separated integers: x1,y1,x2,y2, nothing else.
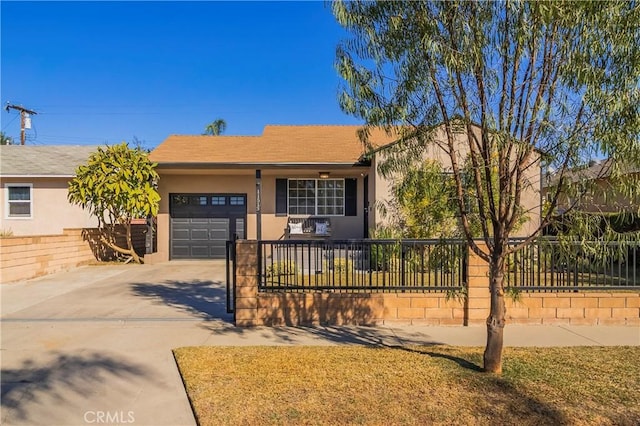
288,179,344,216
6,184,32,218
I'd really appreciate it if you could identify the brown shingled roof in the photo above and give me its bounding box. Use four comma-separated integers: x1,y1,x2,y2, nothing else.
149,125,398,165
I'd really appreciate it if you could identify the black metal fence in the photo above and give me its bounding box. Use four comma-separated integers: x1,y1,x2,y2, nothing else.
225,240,236,314
506,239,639,291
258,239,467,293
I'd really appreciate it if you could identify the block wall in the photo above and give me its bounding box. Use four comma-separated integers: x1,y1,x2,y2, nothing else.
0,226,148,283
234,241,640,327
0,229,95,283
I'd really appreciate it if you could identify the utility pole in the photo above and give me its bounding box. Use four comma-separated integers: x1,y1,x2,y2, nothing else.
5,103,37,145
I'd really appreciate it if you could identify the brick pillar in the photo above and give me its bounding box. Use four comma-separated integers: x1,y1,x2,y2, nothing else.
234,240,260,326
466,242,491,325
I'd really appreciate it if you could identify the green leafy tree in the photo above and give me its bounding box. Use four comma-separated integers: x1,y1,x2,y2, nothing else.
380,157,501,240
381,160,460,239
203,118,227,136
334,0,640,373
0,132,13,145
68,143,160,264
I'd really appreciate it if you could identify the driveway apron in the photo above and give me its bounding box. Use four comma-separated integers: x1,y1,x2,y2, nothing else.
1,261,230,426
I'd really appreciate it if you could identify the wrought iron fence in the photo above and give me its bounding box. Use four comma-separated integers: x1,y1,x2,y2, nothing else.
506,239,639,291
258,239,467,293
225,240,236,314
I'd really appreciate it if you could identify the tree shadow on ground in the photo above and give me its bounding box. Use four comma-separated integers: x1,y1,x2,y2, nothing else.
393,344,484,372
129,279,434,346
129,278,465,350
130,280,232,322
390,345,568,424
470,375,569,425
1,352,152,423
130,281,463,349
264,324,449,346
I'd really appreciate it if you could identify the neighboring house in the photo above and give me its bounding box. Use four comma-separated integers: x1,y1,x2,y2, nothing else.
544,158,640,215
148,124,542,260
0,145,100,236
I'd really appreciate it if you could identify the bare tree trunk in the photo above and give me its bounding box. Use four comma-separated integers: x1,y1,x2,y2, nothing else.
483,256,506,374
97,222,142,264
125,222,142,264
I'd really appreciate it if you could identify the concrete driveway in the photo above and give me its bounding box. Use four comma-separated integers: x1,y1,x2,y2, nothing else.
1,261,232,426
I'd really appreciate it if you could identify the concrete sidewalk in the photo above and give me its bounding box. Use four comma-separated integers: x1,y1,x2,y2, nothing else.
1,263,639,426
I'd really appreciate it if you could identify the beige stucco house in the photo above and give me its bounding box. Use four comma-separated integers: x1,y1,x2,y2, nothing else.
544,158,639,215
148,124,542,260
0,145,99,236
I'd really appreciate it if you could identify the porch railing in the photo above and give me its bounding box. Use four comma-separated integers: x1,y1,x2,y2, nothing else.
506,239,639,291
258,239,467,293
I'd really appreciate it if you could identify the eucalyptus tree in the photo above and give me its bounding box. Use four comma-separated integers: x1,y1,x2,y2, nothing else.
334,0,640,373
203,118,227,136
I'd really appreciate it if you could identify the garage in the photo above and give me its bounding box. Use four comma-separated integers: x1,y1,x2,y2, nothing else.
170,194,246,259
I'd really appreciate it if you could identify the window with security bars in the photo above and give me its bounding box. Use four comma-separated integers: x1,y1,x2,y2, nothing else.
288,179,344,216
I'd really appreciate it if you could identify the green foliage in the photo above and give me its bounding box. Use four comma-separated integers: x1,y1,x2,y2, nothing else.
68,143,160,225
325,257,352,274
334,0,640,250
384,160,461,238
203,118,227,136
381,158,512,240
266,260,297,278
368,227,401,271
444,286,468,304
0,132,13,145
504,286,521,303
67,143,160,263
548,210,640,266
403,241,465,275
430,242,463,273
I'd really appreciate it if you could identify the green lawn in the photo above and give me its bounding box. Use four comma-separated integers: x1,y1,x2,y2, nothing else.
174,345,640,426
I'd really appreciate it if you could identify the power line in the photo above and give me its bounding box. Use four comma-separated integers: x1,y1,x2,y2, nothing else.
1,113,19,131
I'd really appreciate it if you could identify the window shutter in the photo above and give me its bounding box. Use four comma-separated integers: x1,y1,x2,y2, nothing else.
345,178,357,216
276,179,288,216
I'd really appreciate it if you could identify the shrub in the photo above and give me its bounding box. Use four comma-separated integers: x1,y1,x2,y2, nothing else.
266,260,297,277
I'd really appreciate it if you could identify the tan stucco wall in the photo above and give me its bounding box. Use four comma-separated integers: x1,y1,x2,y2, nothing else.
155,168,370,261
0,177,97,236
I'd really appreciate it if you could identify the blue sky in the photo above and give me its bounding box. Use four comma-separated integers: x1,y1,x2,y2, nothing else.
1,1,360,149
